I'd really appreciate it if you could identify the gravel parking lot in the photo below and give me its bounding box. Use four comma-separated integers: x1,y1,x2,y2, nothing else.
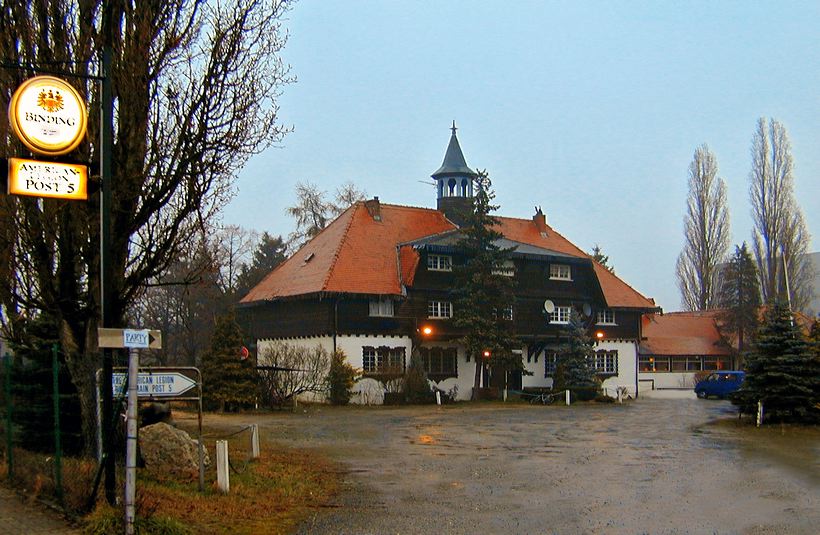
210,398,819,534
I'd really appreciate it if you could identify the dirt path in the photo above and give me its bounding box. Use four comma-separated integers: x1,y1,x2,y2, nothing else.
203,399,819,534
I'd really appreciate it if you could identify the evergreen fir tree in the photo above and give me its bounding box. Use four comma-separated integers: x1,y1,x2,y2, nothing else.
201,312,257,411
452,170,521,397
717,243,761,367
554,310,598,395
590,244,615,274
732,302,819,423
235,233,288,298
327,350,355,405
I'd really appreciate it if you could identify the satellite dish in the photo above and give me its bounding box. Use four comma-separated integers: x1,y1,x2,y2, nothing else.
543,299,555,314
582,303,592,317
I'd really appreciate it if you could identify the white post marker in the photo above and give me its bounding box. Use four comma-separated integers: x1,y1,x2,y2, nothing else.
565,389,571,406
757,401,764,427
250,424,260,460
216,440,230,493
124,348,139,535
435,391,441,405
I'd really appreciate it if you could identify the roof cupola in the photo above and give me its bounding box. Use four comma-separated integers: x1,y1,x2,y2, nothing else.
432,121,477,226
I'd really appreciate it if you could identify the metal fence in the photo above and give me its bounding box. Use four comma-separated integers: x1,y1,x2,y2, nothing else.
1,346,90,509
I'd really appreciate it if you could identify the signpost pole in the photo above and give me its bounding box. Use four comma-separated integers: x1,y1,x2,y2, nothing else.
52,344,63,504
100,0,116,507
124,348,139,535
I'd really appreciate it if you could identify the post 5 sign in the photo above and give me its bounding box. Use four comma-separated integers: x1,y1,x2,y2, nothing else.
7,157,88,200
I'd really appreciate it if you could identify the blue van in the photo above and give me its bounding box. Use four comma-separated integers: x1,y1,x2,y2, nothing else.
694,371,745,399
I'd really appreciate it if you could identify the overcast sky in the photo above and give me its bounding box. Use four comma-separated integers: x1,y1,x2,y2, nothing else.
223,0,819,312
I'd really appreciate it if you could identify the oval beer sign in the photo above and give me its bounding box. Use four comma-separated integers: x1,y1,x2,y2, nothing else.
8,75,88,156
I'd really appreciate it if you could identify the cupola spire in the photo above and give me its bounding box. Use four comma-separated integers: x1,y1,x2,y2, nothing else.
432,121,477,226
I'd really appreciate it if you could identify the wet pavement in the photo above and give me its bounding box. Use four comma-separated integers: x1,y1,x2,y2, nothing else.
212,397,819,535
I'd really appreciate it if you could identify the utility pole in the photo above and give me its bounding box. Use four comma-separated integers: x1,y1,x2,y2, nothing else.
100,0,116,506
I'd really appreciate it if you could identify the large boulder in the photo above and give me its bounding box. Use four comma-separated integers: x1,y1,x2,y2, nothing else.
139,422,209,480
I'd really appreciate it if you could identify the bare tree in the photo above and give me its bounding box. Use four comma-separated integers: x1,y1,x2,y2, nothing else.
0,0,293,450
257,342,331,407
333,181,367,215
676,144,731,311
285,182,332,246
749,118,814,311
286,181,366,247
213,225,259,296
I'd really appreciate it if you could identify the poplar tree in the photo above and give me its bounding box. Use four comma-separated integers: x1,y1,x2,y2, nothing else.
452,170,520,398
749,118,813,311
676,144,731,311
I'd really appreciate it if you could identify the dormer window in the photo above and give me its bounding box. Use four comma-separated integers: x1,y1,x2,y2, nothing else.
596,309,616,325
549,264,571,281
427,254,452,272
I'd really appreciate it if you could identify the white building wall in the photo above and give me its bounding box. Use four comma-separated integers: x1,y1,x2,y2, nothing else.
595,339,639,398
520,339,640,398
422,343,477,401
255,335,643,402
638,371,697,391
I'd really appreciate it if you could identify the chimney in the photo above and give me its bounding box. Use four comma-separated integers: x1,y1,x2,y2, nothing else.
533,206,548,236
365,196,381,221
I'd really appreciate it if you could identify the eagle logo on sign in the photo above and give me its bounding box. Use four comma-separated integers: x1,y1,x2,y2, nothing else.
37,89,64,113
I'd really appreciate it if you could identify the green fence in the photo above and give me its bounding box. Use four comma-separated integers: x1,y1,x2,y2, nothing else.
1,345,84,506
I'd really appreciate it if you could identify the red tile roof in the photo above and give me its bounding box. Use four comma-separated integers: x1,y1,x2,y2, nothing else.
639,311,732,356
241,201,657,310
241,203,454,301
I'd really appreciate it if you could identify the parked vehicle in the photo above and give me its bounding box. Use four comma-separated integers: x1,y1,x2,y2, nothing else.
694,371,745,399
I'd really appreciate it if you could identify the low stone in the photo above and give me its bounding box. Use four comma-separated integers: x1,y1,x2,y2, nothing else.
139,422,209,480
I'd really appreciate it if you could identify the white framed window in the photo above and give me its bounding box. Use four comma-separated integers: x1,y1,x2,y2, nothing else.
549,264,571,280
369,296,394,317
550,306,571,324
592,350,618,375
493,259,515,277
596,309,615,325
428,300,452,319
362,346,406,374
427,254,452,272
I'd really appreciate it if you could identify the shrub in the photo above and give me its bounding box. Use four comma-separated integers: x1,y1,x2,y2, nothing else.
403,354,432,404
327,350,356,405
257,343,330,408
